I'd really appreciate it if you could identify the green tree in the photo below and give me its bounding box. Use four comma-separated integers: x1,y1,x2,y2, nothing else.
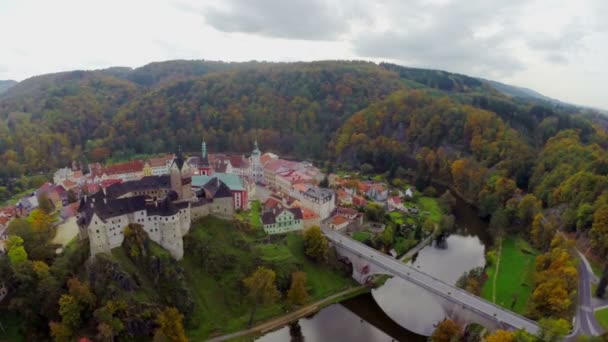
58,294,82,329
153,307,188,342
38,192,54,214
243,267,280,327
538,318,570,342
287,271,309,306
303,226,328,263
361,163,374,175
591,206,608,257
6,236,28,266
382,225,394,247
517,194,542,225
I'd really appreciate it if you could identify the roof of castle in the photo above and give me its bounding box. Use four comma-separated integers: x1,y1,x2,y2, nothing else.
104,175,171,198
192,173,245,191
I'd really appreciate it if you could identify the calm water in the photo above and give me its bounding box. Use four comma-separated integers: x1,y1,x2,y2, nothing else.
257,193,489,341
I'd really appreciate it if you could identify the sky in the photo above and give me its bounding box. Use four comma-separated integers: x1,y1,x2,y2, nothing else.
0,0,606,109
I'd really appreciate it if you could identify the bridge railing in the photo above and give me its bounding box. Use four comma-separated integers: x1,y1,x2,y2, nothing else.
323,228,539,331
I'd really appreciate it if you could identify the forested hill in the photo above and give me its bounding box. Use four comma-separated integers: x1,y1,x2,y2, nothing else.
0,80,17,94
0,59,603,178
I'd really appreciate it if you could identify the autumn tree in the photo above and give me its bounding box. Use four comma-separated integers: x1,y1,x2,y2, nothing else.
287,271,309,306
486,329,514,342
538,318,570,342
49,321,73,342
517,194,542,225
38,192,55,214
244,267,280,326
303,226,328,263
153,307,188,342
531,214,557,251
591,206,608,257
431,319,462,342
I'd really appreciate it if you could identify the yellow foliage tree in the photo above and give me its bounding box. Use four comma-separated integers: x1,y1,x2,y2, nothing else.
287,271,309,306
153,307,188,342
486,329,514,342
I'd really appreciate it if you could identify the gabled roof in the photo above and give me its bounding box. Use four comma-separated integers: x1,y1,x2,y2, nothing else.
148,155,173,167
192,173,245,191
330,215,349,226
337,207,359,217
261,207,303,225
105,160,144,175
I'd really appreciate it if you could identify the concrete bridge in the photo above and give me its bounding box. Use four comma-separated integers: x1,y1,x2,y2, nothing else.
323,227,540,335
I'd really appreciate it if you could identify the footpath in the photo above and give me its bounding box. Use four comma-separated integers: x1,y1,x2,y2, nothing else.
206,286,368,342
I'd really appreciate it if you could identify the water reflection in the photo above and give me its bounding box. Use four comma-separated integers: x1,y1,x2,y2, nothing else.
372,233,486,336
256,304,397,342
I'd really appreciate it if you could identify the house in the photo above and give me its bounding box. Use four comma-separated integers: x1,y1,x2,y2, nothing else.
297,206,320,228
367,183,389,202
104,160,145,182
192,173,249,210
352,195,367,207
329,215,350,230
60,202,81,221
260,152,279,167
261,207,303,235
405,188,414,198
388,196,405,211
263,159,298,189
290,186,335,220
263,197,283,212
336,189,353,205
144,155,174,176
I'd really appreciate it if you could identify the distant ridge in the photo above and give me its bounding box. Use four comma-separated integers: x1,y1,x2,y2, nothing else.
0,80,17,94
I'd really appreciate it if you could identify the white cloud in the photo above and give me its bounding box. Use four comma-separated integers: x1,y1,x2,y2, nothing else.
0,0,606,109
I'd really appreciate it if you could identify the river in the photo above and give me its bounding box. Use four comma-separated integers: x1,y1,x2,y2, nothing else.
257,194,490,341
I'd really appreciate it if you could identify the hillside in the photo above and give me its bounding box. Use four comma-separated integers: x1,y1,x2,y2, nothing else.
0,80,17,94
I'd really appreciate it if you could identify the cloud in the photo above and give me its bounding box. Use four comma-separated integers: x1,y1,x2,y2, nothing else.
199,0,358,41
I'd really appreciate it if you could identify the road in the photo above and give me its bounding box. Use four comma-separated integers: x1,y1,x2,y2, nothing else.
323,227,540,335
569,250,604,338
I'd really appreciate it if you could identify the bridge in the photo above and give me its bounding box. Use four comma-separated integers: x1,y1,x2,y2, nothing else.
323,227,540,335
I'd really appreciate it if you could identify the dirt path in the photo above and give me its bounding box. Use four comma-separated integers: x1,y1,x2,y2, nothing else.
491,239,502,303
206,286,368,342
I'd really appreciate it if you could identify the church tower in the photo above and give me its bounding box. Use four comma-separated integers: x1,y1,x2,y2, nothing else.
250,140,263,184
200,139,212,176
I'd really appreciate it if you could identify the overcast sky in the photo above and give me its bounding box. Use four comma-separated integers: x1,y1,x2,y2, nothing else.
0,0,606,108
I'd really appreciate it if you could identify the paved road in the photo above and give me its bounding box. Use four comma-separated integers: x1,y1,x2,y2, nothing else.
570,251,604,337
323,227,540,335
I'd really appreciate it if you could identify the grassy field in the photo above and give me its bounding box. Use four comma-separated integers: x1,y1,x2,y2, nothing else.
595,308,608,330
418,196,442,224
481,237,538,315
235,200,263,230
182,216,354,340
353,231,374,243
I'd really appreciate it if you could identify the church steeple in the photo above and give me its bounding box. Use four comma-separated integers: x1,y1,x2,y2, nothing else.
202,140,207,159
252,139,261,156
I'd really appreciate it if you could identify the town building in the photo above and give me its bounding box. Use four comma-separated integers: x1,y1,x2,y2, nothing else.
77,150,235,260
192,173,249,210
261,207,303,234
103,160,145,182
290,185,335,220
144,155,174,176
249,140,264,183
329,215,350,230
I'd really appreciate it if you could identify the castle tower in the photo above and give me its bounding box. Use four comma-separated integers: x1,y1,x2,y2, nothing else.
170,146,193,200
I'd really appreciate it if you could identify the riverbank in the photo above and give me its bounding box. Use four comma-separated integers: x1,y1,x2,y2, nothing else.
207,285,370,342
481,237,537,315
184,217,356,340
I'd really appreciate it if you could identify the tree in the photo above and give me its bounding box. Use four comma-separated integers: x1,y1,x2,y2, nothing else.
303,226,328,263
591,206,608,257
438,190,457,213
538,318,570,342
382,225,394,247
58,294,82,329
6,236,28,266
431,319,462,342
49,321,72,342
153,307,188,342
517,194,542,225
361,163,374,175
486,329,514,342
531,214,557,251
489,208,509,235
243,267,280,326
38,192,54,214
287,271,309,306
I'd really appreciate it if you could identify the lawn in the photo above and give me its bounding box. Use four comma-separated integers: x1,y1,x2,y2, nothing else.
417,196,442,224
235,200,262,230
353,231,374,243
595,308,608,330
182,216,354,340
481,237,538,315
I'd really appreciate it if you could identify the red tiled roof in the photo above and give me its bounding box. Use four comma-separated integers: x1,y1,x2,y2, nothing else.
299,206,319,220
390,196,402,204
101,179,122,188
337,207,359,216
62,179,77,190
148,155,173,167
105,160,144,175
331,215,349,226
72,170,83,178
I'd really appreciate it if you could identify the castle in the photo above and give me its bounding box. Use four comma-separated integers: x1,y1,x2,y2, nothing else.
77,149,235,260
